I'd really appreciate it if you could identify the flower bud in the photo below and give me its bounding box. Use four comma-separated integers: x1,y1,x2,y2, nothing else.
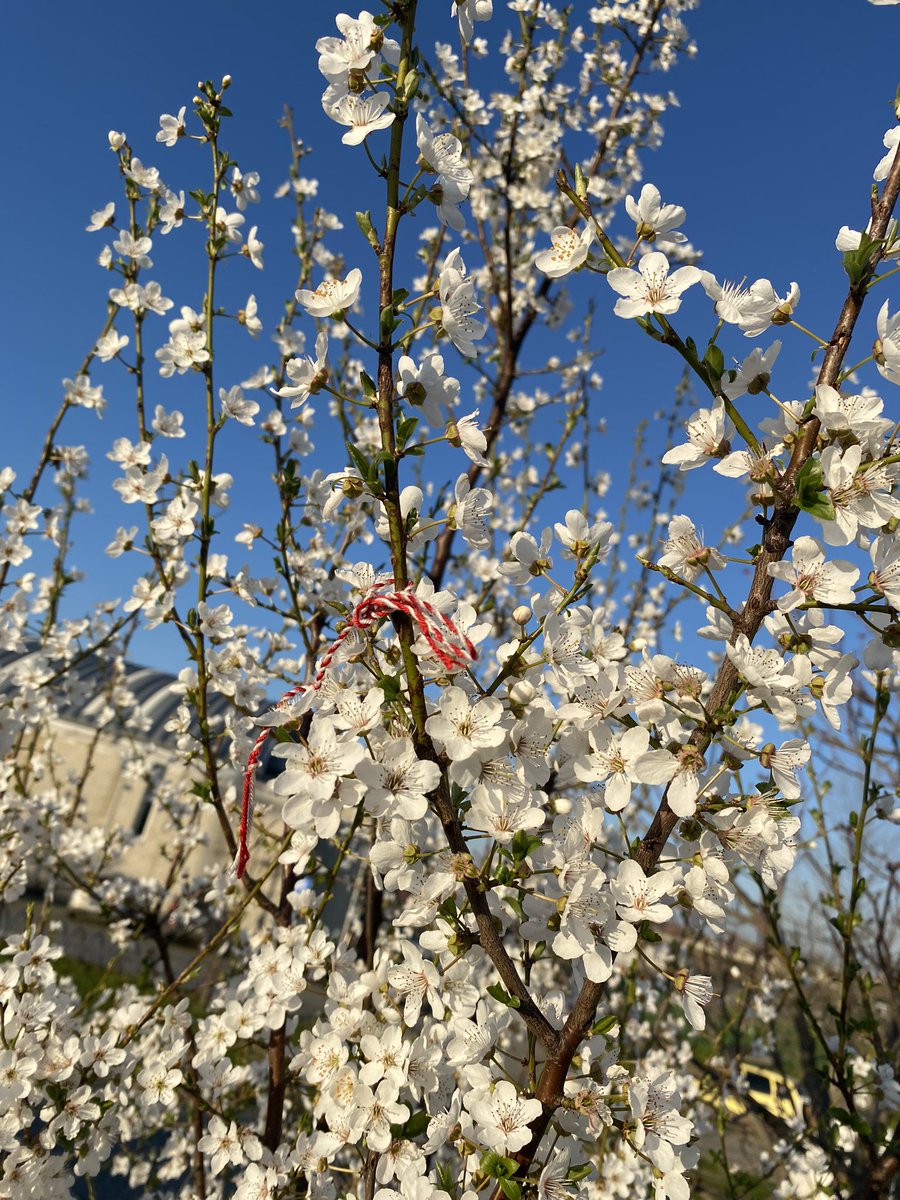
509,679,536,705
108,130,126,150
512,604,532,626
402,69,419,101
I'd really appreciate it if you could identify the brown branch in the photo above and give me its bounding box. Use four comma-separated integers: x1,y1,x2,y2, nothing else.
373,0,560,1055
427,0,669,588
430,774,561,1052
148,916,207,1200
263,855,295,1151
639,142,900,869
263,1020,288,1152
493,122,900,1196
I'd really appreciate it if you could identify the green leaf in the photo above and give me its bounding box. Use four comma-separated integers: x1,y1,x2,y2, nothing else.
377,674,402,703
479,1153,505,1178
801,493,836,521
360,370,377,399
703,342,725,381
842,230,884,286
792,456,835,521
399,1109,429,1138
510,830,542,862
355,210,378,247
380,304,400,336
591,1013,619,1037
828,1105,872,1138
498,1179,520,1200
345,440,373,483
566,1164,594,1184
435,1162,455,1194
396,415,419,450
487,983,521,1009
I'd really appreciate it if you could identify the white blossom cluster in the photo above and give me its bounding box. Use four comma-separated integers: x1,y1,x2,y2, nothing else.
2,3,900,1199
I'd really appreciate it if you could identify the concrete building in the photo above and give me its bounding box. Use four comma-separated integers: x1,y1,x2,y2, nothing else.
0,642,288,969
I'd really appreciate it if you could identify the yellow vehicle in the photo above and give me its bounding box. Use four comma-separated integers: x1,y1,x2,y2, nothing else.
702,1062,801,1121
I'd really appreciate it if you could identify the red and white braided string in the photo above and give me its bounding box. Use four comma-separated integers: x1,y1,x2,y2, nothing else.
231,581,476,879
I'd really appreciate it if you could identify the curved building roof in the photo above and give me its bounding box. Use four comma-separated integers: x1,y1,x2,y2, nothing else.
0,642,284,777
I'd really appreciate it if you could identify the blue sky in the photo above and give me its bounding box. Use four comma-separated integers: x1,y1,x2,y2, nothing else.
3,0,900,674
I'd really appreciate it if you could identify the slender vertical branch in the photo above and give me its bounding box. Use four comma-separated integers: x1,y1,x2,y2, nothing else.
487,126,900,1200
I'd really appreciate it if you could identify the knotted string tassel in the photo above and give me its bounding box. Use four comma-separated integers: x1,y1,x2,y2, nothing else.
231,581,476,878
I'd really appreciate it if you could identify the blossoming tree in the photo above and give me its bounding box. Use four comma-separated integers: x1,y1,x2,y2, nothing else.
2,2,900,1198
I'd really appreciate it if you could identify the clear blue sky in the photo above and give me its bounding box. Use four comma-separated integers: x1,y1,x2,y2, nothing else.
3,0,899,671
